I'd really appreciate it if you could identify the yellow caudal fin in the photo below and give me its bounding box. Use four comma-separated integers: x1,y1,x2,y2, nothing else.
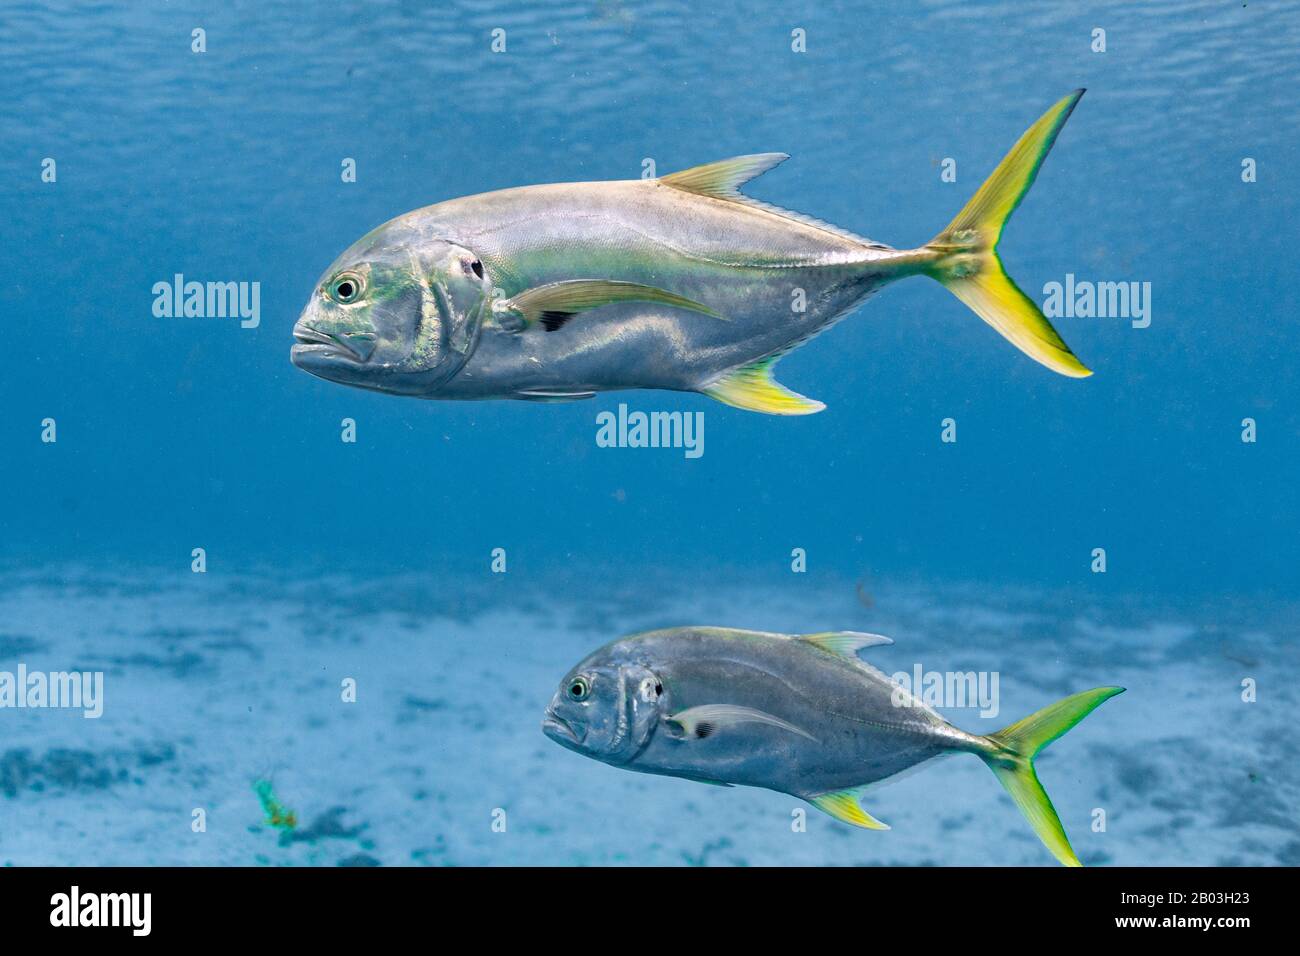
924,90,1091,377
979,686,1125,866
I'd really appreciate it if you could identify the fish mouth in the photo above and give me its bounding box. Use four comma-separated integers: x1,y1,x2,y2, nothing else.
291,326,372,363
542,713,584,745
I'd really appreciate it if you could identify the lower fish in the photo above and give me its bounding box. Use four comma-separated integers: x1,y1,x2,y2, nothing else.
292,92,1091,413
543,626,1123,866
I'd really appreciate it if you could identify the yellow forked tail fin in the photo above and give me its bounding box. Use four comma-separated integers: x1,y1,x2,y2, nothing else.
925,90,1091,377
980,686,1125,866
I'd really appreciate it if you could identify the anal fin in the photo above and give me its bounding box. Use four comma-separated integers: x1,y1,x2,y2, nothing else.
700,356,824,416
808,787,890,830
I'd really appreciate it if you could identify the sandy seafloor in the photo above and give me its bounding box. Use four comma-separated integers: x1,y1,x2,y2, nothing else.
0,566,1295,867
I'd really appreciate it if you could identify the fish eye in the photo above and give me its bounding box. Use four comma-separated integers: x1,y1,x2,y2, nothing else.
328,272,365,304
566,676,591,701
462,258,485,281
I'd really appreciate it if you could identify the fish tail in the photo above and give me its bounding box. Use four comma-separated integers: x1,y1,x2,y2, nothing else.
922,90,1091,378
977,685,1124,866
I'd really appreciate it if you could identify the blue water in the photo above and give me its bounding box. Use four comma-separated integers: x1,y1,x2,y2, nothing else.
2,1,1297,865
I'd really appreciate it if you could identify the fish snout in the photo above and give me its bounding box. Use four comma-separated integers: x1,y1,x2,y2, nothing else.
542,708,584,747
291,315,377,364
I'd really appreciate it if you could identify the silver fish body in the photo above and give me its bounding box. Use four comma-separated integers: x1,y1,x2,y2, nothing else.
292,93,1094,412
544,625,1123,865
389,179,905,401
544,626,977,794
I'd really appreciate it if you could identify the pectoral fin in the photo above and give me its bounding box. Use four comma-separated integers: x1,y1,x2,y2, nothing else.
808,787,890,831
701,356,825,415
667,704,816,742
493,280,724,332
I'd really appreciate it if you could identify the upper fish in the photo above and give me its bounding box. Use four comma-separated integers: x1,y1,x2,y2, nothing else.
291,91,1091,414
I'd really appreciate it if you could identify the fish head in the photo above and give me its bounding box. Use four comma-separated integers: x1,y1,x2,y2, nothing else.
543,648,665,766
291,225,490,395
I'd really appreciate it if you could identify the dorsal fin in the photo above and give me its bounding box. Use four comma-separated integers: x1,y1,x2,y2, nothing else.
798,631,894,659
659,153,790,201
659,154,882,246
699,355,824,415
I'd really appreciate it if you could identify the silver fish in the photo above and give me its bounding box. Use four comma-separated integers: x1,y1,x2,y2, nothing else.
543,626,1123,866
292,91,1091,413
